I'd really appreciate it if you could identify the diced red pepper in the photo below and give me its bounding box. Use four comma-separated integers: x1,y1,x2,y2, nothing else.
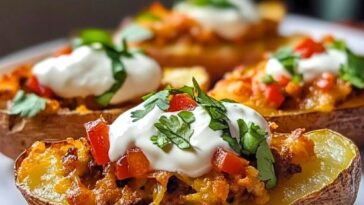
315,72,336,92
26,76,54,98
84,118,110,165
212,148,249,175
115,147,150,180
126,148,150,178
115,156,132,180
53,46,72,57
277,75,290,87
168,93,197,112
265,84,285,108
294,38,326,58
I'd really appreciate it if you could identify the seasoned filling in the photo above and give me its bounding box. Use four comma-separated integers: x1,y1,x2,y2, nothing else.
210,37,364,114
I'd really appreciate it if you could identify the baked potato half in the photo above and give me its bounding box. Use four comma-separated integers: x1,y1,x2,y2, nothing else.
0,36,210,159
210,36,364,146
14,129,361,205
116,1,287,81
0,65,210,159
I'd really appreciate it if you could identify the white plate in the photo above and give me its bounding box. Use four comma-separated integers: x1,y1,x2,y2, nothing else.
0,15,363,204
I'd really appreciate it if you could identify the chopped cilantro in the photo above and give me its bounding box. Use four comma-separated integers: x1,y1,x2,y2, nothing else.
151,112,195,150
136,11,161,22
140,78,277,188
256,141,277,189
262,75,275,84
329,40,364,89
96,46,127,106
10,90,46,117
131,90,170,122
118,23,154,43
188,0,236,8
238,118,276,188
74,28,130,107
273,47,301,81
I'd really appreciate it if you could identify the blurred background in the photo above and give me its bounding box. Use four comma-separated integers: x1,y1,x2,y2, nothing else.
1,0,364,57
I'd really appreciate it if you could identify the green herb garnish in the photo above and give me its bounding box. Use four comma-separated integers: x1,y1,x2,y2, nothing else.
262,75,275,84
10,90,46,117
330,40,364,89
136,11,161,22
188,0,236,8
256,140,277,189
131,90,170,122
151,111,195,150
118,23,154,43
273,47,302,81
74,28,130,106
238,118,276,188
136,78,277,188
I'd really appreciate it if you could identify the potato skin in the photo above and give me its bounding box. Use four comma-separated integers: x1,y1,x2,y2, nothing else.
0,108,128,159
142,36,287,81
266,106,364,147
291,131,361,205
14,130,361,205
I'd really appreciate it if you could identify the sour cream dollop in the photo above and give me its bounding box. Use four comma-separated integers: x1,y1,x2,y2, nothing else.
174,0,260,40
265,49,348,82
32,46,162,104
108,102,269,177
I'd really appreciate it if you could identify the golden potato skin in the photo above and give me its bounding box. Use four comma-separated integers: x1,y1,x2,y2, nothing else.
292,155,361,205
266,106,364,147
14,130,361,205
0,109,127,159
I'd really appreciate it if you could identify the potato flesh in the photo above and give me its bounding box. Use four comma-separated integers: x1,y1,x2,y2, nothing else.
16,139,90,205
267,130,357,204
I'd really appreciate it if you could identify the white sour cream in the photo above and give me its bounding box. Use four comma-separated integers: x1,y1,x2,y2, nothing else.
108,102,269,177
32,46,162,104
174,0,260,40
265,49,347,82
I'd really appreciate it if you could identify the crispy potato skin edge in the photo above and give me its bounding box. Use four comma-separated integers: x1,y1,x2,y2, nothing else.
266,106,364,147
0,108,128,159
292,131,361,205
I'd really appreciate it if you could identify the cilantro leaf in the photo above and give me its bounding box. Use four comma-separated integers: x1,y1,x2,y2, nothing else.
240,122,267,155
73,28,129,107
332,40,364,89
118,23,154,43
262,75,275,84
256,140,277,189
192,78,241,152
131,90,170,122
273,47,302,81
152,112,195,150
188,0,236,8
175,86,195,98
328,39,347,51
222,131,242,154
238,118,276,188
151,133,170,149
136,11,161,22
10,90,46,117
178,111,196,124
96,47,127,106
192,78,228,131
73,29,113,48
